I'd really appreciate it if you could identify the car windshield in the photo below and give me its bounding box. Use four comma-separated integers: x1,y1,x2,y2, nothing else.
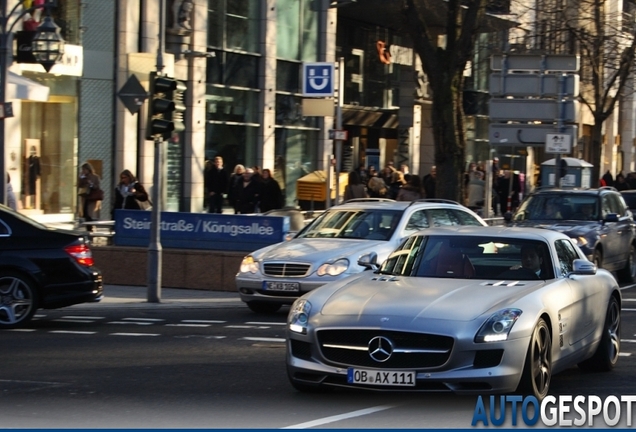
514,194,599,221
379,235,554,280
622,193,636,210
297,209,402,240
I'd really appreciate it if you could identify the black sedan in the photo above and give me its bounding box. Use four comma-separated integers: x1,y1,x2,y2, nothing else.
0,205,102,328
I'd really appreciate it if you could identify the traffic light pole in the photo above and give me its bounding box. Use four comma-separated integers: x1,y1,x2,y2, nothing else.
147,0,166,303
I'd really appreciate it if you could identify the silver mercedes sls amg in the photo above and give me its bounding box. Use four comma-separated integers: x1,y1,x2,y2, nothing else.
286,226,621,399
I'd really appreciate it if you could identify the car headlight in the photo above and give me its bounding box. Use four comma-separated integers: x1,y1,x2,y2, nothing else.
288,299,311,334
475,308,522,343
317,258,349,276
239,255,259,274
572,236,588,247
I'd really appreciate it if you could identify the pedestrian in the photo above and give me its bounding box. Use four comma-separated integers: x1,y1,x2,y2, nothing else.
78,162,103,225
381,164,396,186
396,174,424,201
467,170,486,208
258,168,283,212
6,173,16,211
344,171,368,201
232,168,260,214
205,156,230,213
388,170,406,200
423,166,436,198
227,164,246,214
367,175,388,198
615,172,630,191
113,169,150,215
274,155,287,204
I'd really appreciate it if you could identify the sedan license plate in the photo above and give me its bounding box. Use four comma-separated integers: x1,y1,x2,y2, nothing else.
347,368,416,387
262,281,300,292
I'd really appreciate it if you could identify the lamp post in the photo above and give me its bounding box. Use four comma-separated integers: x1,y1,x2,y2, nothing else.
0,0,63,204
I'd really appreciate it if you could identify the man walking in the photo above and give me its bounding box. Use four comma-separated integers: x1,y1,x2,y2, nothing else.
205,156,229,213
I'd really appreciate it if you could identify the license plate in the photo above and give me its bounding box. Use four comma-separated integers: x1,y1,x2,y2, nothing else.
262,281,300,292
347,368,416,387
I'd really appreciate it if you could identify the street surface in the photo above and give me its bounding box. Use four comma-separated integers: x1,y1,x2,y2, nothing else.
1,284,635,428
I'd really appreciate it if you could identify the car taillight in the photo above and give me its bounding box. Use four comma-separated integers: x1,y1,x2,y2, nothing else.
65,243,94,267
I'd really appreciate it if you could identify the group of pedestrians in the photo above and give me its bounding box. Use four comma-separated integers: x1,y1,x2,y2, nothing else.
204,156,285,214
344,162,437,202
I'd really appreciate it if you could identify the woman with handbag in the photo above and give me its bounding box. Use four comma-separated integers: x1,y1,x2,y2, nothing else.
113,169,151,216
78,162,103,225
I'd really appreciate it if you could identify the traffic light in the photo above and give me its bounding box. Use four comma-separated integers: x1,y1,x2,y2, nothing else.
145,71,187,140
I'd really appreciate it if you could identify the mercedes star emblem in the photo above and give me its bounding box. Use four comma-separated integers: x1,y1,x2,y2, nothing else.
368,336,394,362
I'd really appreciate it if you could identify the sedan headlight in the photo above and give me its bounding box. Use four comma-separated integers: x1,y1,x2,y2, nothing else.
239,255,259,274
288,299,312,334
475,308,522,343
317,258,349,276
572,236,588,247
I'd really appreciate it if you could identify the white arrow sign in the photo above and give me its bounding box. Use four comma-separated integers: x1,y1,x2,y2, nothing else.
545,133,572,154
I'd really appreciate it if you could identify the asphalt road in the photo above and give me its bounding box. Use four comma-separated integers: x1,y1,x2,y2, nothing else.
1,284,635,429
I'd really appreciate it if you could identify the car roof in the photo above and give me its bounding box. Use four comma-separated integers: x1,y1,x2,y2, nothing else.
530,187,618,196
412,225,569,242
332,198,470,211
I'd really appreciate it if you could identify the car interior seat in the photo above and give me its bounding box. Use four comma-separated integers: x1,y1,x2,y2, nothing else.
434,243,475,278
351,221,371,238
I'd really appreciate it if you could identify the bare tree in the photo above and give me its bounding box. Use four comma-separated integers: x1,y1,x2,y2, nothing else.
401,0,489,201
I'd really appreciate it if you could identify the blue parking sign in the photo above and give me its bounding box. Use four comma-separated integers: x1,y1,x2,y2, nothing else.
302,62,335,97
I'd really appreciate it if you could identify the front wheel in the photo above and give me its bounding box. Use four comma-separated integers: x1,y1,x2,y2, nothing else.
0,272,38,329
517,318,552,400
247,301,282,314
617,244,636,283
578,295,621,372
593,249,603,269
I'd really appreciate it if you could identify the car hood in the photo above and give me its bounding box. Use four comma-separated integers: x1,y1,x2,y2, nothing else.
512,220,599,237
320,276,545,321
253,238,389,262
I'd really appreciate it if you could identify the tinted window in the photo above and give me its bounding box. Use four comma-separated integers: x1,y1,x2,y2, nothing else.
621,193,636,210
298,209,401,240
405,210,429,232
555,239,579,275
380,235,424,276
452,209,484,226
428,209,461,227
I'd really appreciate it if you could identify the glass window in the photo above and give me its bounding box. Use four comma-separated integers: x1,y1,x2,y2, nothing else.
276,60,300,94
276,0,318,61
453,209,485,226
275,128,318,207
299,209,402,240
205,123,259,174
207,51,259,88
208,0,260,52
381,235,425,276
555,239,579,275
206,87,260,123
405,210,429,233
429,209,461,227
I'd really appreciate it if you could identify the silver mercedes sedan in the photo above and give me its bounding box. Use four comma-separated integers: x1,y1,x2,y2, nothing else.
286,226,621,399
236,199,487,313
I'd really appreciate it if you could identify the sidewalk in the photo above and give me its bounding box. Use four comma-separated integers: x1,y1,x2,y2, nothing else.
67,285,244,310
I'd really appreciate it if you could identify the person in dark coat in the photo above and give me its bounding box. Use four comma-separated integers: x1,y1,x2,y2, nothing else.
205,156,230,213
233,168,261,214
423,166,436,198
227,164,246,214
112,169,150,216
258,168,283,212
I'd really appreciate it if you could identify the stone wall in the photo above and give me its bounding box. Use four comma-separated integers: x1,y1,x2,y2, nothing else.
93,246,244,291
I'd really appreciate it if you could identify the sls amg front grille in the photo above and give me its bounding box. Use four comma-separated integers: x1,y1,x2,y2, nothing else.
263,263,310,277
316,330,454,369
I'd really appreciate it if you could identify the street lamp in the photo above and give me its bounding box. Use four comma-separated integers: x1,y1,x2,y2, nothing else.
0,0,64,204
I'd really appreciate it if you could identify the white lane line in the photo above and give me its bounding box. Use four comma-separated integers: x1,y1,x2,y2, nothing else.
174,335,227,339
53,319,94,323
622,299,636,301
5,328,36,332
619,352,632,356
165,324,210,328
33,314,46,318
107,321,154,325
225,325,270,329
621,308,636,312
49,330,97,335
122,318,165,322
240,337,285,343
182,320,225,324
109,333,161,337
621,339,636,343
281,405,395,429
245,321,286,326
60,316,105,320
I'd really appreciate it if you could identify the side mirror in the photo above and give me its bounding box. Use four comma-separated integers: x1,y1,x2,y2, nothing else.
604,213,619,223
571,258,597,276
358,252,379,271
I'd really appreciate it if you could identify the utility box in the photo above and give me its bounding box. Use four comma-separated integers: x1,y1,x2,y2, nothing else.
297,170,348,210
540,157,593,189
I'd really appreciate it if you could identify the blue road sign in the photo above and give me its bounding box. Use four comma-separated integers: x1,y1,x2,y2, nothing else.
302,62,334,97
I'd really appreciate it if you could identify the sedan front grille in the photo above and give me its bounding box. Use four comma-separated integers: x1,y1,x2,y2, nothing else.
263,263,311,277
316,330,453,369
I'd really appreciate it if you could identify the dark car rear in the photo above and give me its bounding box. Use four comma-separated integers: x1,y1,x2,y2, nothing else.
0,206,102,328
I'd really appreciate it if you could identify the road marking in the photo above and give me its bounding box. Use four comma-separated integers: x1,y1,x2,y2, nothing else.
165,323,211,327
60,316,105,320
240,337,285,343
281,405,395,429
621,339,636,343
182,320,225,324
619,352,632,356
245,321,286,326
622,298,636,301
49,330,97,335
53,319,95,323
4,328,36,332
107,321,154,325
122,317,165,322
109,333,161,337
226,325,270,329
621,309,636,311
174,335,227,339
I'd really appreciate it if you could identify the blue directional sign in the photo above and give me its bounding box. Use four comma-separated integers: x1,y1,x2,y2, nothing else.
302,62,335,97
